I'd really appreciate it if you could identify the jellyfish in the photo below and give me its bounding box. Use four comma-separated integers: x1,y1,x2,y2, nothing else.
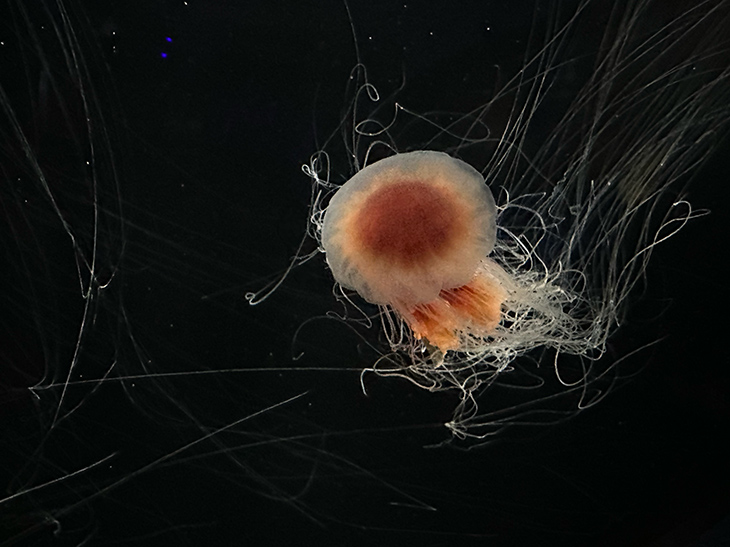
295,0,730,441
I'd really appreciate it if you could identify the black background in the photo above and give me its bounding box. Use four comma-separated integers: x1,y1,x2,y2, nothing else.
1,0,729,545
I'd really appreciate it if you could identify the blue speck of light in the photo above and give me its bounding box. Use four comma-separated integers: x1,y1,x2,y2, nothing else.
166,37,172,42
161,52,168,58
